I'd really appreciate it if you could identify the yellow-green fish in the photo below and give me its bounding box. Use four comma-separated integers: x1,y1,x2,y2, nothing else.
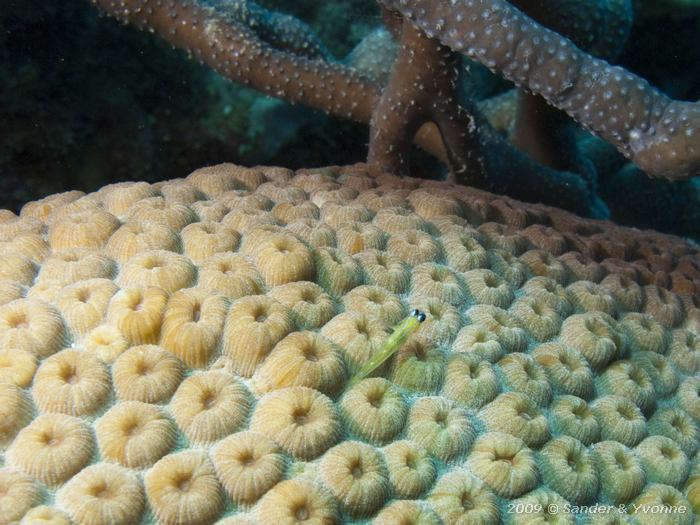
349,309,426,387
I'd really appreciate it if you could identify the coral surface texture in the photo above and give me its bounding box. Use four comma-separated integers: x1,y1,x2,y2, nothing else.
0,163,699,524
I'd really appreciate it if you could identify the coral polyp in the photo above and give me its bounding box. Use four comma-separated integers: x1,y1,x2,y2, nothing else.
250,386,340,460
211,431,286,505
428,469,499,525
6,414,94,486
318,441,390,517
56,463,145,525
170,370,250,444
96,401,176,469
144,451,224,525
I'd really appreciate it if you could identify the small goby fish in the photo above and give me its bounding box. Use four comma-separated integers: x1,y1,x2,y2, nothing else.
348,308,426,387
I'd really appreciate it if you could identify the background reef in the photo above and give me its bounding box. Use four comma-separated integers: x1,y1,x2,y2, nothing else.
1,0,699,237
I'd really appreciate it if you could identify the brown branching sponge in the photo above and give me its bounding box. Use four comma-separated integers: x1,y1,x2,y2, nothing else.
2,162,700,522
378,0,700,181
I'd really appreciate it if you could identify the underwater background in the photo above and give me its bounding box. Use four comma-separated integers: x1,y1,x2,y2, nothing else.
1,0,699,238
2,2,700,522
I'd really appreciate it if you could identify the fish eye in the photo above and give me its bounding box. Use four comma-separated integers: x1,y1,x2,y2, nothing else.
417,312,426,323
410,308,419,317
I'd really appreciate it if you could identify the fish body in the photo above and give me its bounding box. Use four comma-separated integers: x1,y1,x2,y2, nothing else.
349,309,426,386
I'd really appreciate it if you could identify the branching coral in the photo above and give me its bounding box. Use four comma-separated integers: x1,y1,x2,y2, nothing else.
88,0,699,226
378,0,700,181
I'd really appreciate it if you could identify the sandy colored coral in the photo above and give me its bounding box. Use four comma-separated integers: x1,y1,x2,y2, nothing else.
353,249,409,293
37,248,115,287
342,285,404,328
549,395,600,445
99,180,158,216
19,505,72,525
315,247,363,296
170,370,250,444
466,432,539,499
252,232,315,287
55,278,118,338
318,440,390,517
4,232,48,265
48,208,119,251
463,268,514,308
648,407,699,457
0,298,66,357
0,279,24,306
321,311,389,375
592,440,646,504
510,294,563,341
117,249,195,293
223,294,293,377
211,430,286,505
0,254,36,286
256,478,339,525
497,352,552,407
373,500,442,525
95,400,176,469
629,484,692,525
479,392,550,447
340,378,407,444
383,440,437,499
3,162,700,523
32,348,111,416
250,386,340,460
635,435,689,488
335,222,384,254
0,382,33,449
428,469,499,525
592,395,648,447
0,468,43,524
466,304,528,353
451,324,504,362
442,353,500,410
127,197,197,231
267,281,335,329
56,462,145,525
253,330,345,395
390,337,445,393
6,413,94,486
537,436,599,503
144,450,224,525
106,221,179,263
107,286,169,344
198,252,264,299
559,312,625,371
112,344,184,403
0,346,37,387
407,396,474,462
160,287,228,368
596,360,656,414
532,342,594,398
